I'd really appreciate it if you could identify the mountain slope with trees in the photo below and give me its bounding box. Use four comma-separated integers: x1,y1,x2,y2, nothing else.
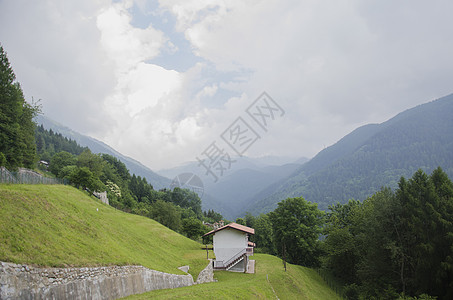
322,167,453,299
35,115,171,190
244,167,453,299
248,93,453,214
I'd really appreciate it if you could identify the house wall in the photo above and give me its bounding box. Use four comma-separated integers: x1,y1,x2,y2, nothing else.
213,228,248,262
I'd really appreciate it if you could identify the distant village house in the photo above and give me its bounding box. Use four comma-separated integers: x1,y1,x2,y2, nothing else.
202,220,225,230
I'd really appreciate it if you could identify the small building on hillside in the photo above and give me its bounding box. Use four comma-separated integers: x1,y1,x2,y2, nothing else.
203,222,255,273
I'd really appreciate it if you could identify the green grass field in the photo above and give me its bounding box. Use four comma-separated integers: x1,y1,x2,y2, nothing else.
126,254,341,299
0,184,340,299
0,184,207,277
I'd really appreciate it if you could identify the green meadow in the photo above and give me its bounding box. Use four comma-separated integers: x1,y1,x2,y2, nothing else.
0,184,207,277
127,253,341,300
0,184,339,299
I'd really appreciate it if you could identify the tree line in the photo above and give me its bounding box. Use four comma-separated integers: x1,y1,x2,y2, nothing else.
242,167,453,299
35,124,88,161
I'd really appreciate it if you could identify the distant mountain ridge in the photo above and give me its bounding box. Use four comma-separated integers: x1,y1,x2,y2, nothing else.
246,93,453,215
157,156,307,220
35,115,171,190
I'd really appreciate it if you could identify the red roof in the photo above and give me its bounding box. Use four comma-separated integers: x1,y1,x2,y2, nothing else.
203,222,255,237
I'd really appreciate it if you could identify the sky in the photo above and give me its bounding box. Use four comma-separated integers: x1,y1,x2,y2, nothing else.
1,0,453,171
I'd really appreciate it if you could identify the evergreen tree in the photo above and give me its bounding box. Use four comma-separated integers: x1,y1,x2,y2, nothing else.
322,168,453,299
0,44,39,169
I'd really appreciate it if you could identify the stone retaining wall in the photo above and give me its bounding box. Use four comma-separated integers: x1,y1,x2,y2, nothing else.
195,259,214,284
0,262,194,299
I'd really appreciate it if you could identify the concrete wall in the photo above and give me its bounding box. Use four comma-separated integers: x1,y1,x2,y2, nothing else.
93,191,109,205
213,228,247,262
0,262,194,300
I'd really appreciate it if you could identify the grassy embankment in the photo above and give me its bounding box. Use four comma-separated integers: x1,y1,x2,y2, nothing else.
0,184,340,299
0,184,207,277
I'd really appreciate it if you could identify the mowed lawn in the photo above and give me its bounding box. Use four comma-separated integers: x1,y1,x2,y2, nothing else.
126,253,342,300
0,184,208,277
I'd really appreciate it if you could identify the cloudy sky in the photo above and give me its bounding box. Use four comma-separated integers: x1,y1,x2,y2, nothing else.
1,0,453,170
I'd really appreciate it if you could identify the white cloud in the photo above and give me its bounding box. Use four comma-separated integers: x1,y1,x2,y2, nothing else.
97,1,165,72
159,0,453,160
0,0,115,134
2,0,453,171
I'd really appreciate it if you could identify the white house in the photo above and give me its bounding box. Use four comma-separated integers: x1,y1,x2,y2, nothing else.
203,222,255,272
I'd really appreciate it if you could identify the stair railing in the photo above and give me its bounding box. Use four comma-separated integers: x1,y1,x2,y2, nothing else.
223,248,246,269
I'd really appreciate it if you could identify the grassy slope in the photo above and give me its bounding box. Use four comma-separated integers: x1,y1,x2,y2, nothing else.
0,184,207,277
0,184,339,299
127,254,341,300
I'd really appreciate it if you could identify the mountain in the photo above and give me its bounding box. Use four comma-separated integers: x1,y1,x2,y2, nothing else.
247,93,453,215
158,156,307,220
35,115,171,190
203,162,303,219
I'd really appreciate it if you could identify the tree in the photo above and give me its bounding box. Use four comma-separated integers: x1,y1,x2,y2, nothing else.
181,217,207,240
77,149,104,178
101,154,130,181
323,200,361,284
49,151,76,176
0,45,39,169
254,213,275,254
356,189,402,298
269,197,324,267
0,152,6,167
244,212,256,228
59,165,77,179
149,200,181,232
69,166,103,192
235,217,246,225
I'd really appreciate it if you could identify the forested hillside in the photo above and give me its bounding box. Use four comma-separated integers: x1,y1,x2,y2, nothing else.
36,115,171,190
235,167,453,299
247,94,453,214
35,124,88,161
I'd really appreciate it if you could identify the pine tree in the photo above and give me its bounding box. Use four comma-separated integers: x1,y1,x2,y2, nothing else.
0,44,39,169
